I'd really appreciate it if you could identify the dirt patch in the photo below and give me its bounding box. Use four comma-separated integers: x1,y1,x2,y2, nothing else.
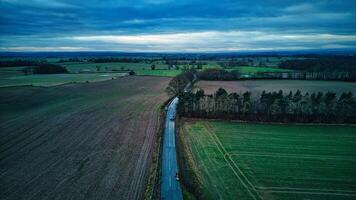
196,80,356,95
0,76,170,200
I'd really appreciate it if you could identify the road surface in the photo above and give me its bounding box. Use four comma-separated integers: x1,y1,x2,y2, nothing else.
161,97,183,200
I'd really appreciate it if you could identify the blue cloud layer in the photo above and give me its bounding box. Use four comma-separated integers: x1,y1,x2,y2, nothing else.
1,0,356,51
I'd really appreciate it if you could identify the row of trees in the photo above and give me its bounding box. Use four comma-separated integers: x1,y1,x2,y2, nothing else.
254,71,356,81
178,88,356,123
197,68,356,81
0,59,45,68
57,58,82,63
165,70,195,97
218,60,249,68
197,68,240,80
87,57,141,63
279,56,356,72
0,59,71,75
22,64,69,75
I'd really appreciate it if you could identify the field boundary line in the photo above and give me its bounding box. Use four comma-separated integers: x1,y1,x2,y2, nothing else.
186,125,226,199
226,152,356,195
202,122,262,200
266,190,356,196
213,129,356,137
255,186,356,194
228,152,356,161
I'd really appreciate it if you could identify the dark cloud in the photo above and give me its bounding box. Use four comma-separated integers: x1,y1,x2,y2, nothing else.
0,0,355,51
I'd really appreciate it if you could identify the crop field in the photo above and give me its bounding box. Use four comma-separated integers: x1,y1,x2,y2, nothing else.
0,76,170,200
196,80,356,95
0,72,127,87
226,66,293,73
135,69,182,77
180,120,356,200
0,61,178,87
61,62,169,73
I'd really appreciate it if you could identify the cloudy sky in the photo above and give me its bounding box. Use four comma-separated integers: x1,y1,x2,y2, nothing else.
0,0,356,52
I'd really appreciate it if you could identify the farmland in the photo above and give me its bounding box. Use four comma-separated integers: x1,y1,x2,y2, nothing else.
0,72,126,87
135,69,182,77
180,119,356,200
61,62,169,73
226,66,293,73
0,54,314,87
0,60,180,87
196,80,356,95
0,76,170,200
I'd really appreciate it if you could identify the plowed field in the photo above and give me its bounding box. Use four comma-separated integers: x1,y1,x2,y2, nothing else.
0,76,170,200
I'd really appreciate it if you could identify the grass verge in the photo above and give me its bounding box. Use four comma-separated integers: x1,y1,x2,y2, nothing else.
176,118,204,200
144,105,165,200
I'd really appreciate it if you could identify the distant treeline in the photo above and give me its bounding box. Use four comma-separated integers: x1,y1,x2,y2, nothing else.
22,64,68,74
0,59,45,68
255,71,356,81
88,57,142,63
279,56,356,72
57,58,82,63
197,68,240,80
197,68,356,81
178,88,356,123
217,60,249,68
164,59,207,66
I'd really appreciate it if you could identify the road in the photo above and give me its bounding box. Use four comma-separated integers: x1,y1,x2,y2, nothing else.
161,97,183,200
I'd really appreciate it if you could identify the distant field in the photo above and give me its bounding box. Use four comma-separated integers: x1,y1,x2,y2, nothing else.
226,66,293,73
61,62,169,73
0,58,293,81
0,76,170,200
0,73,126,87
196,80,356,95
135,69,182,77
0,67,24,79
180,120,356,200
0,62,179,85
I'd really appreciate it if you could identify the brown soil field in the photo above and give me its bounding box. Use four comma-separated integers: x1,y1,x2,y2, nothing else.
196,80,356,95
0,76,170,200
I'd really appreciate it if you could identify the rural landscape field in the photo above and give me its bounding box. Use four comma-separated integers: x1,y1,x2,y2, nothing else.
1,54,356,200
1,0,356,200
180,120,356,200
195,80,356,95
0,76,169,200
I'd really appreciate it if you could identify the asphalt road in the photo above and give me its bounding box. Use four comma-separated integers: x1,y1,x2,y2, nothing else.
161,97,183,200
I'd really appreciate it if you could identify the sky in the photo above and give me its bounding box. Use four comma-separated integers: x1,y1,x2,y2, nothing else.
0,0,356,52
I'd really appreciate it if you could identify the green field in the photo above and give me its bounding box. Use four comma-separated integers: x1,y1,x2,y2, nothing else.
180,120,356,200
228,66,293,73
135,69,182,76
61,62,169,73
0,61,180,87
0,72,126,87
0,57,296,87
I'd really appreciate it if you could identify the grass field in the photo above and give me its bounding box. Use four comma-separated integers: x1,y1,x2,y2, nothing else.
196,80,356,95
0,73,127,87
0,76,170,200
226,66,293,73
0,61,178,87
0,58,294,86
61,62,169,73
180,120,356,200
135,69,182,76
